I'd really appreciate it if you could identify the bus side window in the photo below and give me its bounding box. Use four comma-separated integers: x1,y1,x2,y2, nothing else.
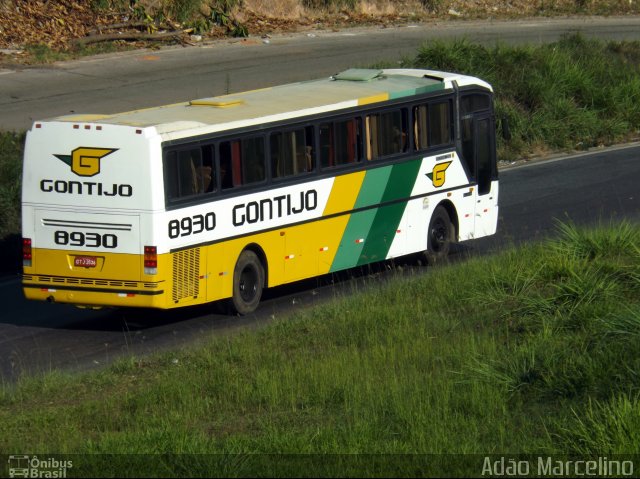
414,100,453,151
164,150,179,200
164,146,214,202
414,105,428,150
196,145,215,194
366,109,407,160
429,101,452,146
335,118,360,166
242,137,265,184
320,123,333,168
320,118,360,169
219,142,234,190
271,126,314,179
220,137,266,188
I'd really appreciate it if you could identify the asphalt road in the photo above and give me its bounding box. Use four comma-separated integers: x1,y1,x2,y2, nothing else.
1,144,639,382
2,16,640,131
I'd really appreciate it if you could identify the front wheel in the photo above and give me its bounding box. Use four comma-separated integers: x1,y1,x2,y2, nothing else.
424,205,454,265
231,250,264,315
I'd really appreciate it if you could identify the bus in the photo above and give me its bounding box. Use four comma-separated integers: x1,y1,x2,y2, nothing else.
21,68,498,314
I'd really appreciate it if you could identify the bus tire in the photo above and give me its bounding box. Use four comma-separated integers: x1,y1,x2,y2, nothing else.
231,250,264,315
424,205,454,265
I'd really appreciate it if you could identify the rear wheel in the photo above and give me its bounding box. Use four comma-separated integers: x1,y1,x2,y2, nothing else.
231,250,264,315
425,205,454,265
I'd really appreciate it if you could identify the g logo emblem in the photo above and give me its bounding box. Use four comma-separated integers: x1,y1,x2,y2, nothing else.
427,161,452,188
54,147,118,177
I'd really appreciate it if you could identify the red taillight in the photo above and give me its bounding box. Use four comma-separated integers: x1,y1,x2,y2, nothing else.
22,238,32,266
144,245,157,274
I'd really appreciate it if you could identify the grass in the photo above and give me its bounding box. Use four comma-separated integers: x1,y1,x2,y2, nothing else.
401,34,640,162
1,221,639,476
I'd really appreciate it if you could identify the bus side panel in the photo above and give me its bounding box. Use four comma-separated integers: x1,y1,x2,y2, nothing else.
398,151,477,255
205,230,284,302
475,181,499,238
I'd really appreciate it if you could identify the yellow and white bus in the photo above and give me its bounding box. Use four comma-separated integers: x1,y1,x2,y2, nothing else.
21,68,498,314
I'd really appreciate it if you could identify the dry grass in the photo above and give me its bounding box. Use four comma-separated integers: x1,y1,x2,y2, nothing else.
1,0,638,53
242,0,307,18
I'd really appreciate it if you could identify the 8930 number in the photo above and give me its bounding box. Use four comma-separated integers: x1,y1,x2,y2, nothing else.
54,231,118,249
168,212,216,239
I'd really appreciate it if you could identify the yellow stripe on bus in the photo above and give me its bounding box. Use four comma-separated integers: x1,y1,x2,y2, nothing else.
316,171,366,273
323,171,365,216
357,93,389,106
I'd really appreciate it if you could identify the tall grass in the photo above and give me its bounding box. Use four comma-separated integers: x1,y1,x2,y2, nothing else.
0,222,638,476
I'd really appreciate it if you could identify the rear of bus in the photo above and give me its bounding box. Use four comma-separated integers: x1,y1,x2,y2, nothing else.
21,118,165,308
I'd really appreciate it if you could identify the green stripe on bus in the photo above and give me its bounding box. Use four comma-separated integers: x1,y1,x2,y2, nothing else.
354,166,392,209
329,166,392,272
357,158,422,265
388,83,445,100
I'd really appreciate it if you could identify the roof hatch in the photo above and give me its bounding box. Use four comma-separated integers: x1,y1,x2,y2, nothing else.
333,68,383,82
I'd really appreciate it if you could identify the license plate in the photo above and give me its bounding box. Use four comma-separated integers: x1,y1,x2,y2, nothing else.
74,256,97,268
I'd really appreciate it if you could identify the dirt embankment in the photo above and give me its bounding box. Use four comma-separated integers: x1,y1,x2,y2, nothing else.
1,0,639,57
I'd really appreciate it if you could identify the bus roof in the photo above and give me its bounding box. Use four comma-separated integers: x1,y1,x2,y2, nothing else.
47,68,492,139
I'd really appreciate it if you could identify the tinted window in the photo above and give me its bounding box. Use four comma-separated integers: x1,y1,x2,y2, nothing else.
164,146,215,202
414,100,452,150
366,109,407,160
219,136,266,188
320,118,361,169
271,126,315,178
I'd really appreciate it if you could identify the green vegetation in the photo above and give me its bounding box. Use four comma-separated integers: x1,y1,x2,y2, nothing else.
402,34,640,162
1,222,638,476
0,131,24,240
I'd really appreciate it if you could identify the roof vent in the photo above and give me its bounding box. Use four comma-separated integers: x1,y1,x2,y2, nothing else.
189,97,244,108
333,69,383,82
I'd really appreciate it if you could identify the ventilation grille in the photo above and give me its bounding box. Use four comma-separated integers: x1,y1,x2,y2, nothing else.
172,248,200,302
22,275,159,289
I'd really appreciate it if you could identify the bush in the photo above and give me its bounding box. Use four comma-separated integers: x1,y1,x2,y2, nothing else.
0,132,24,240
407,34,640,160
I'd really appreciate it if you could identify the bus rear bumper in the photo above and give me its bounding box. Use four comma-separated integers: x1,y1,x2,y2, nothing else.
22,276,166,309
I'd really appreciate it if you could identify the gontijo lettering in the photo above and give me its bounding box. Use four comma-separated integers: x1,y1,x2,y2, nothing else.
40,179,133,197
232,189,318,227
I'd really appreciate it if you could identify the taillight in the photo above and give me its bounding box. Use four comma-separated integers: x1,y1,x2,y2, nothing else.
144,246,157,275
22,238,32,267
